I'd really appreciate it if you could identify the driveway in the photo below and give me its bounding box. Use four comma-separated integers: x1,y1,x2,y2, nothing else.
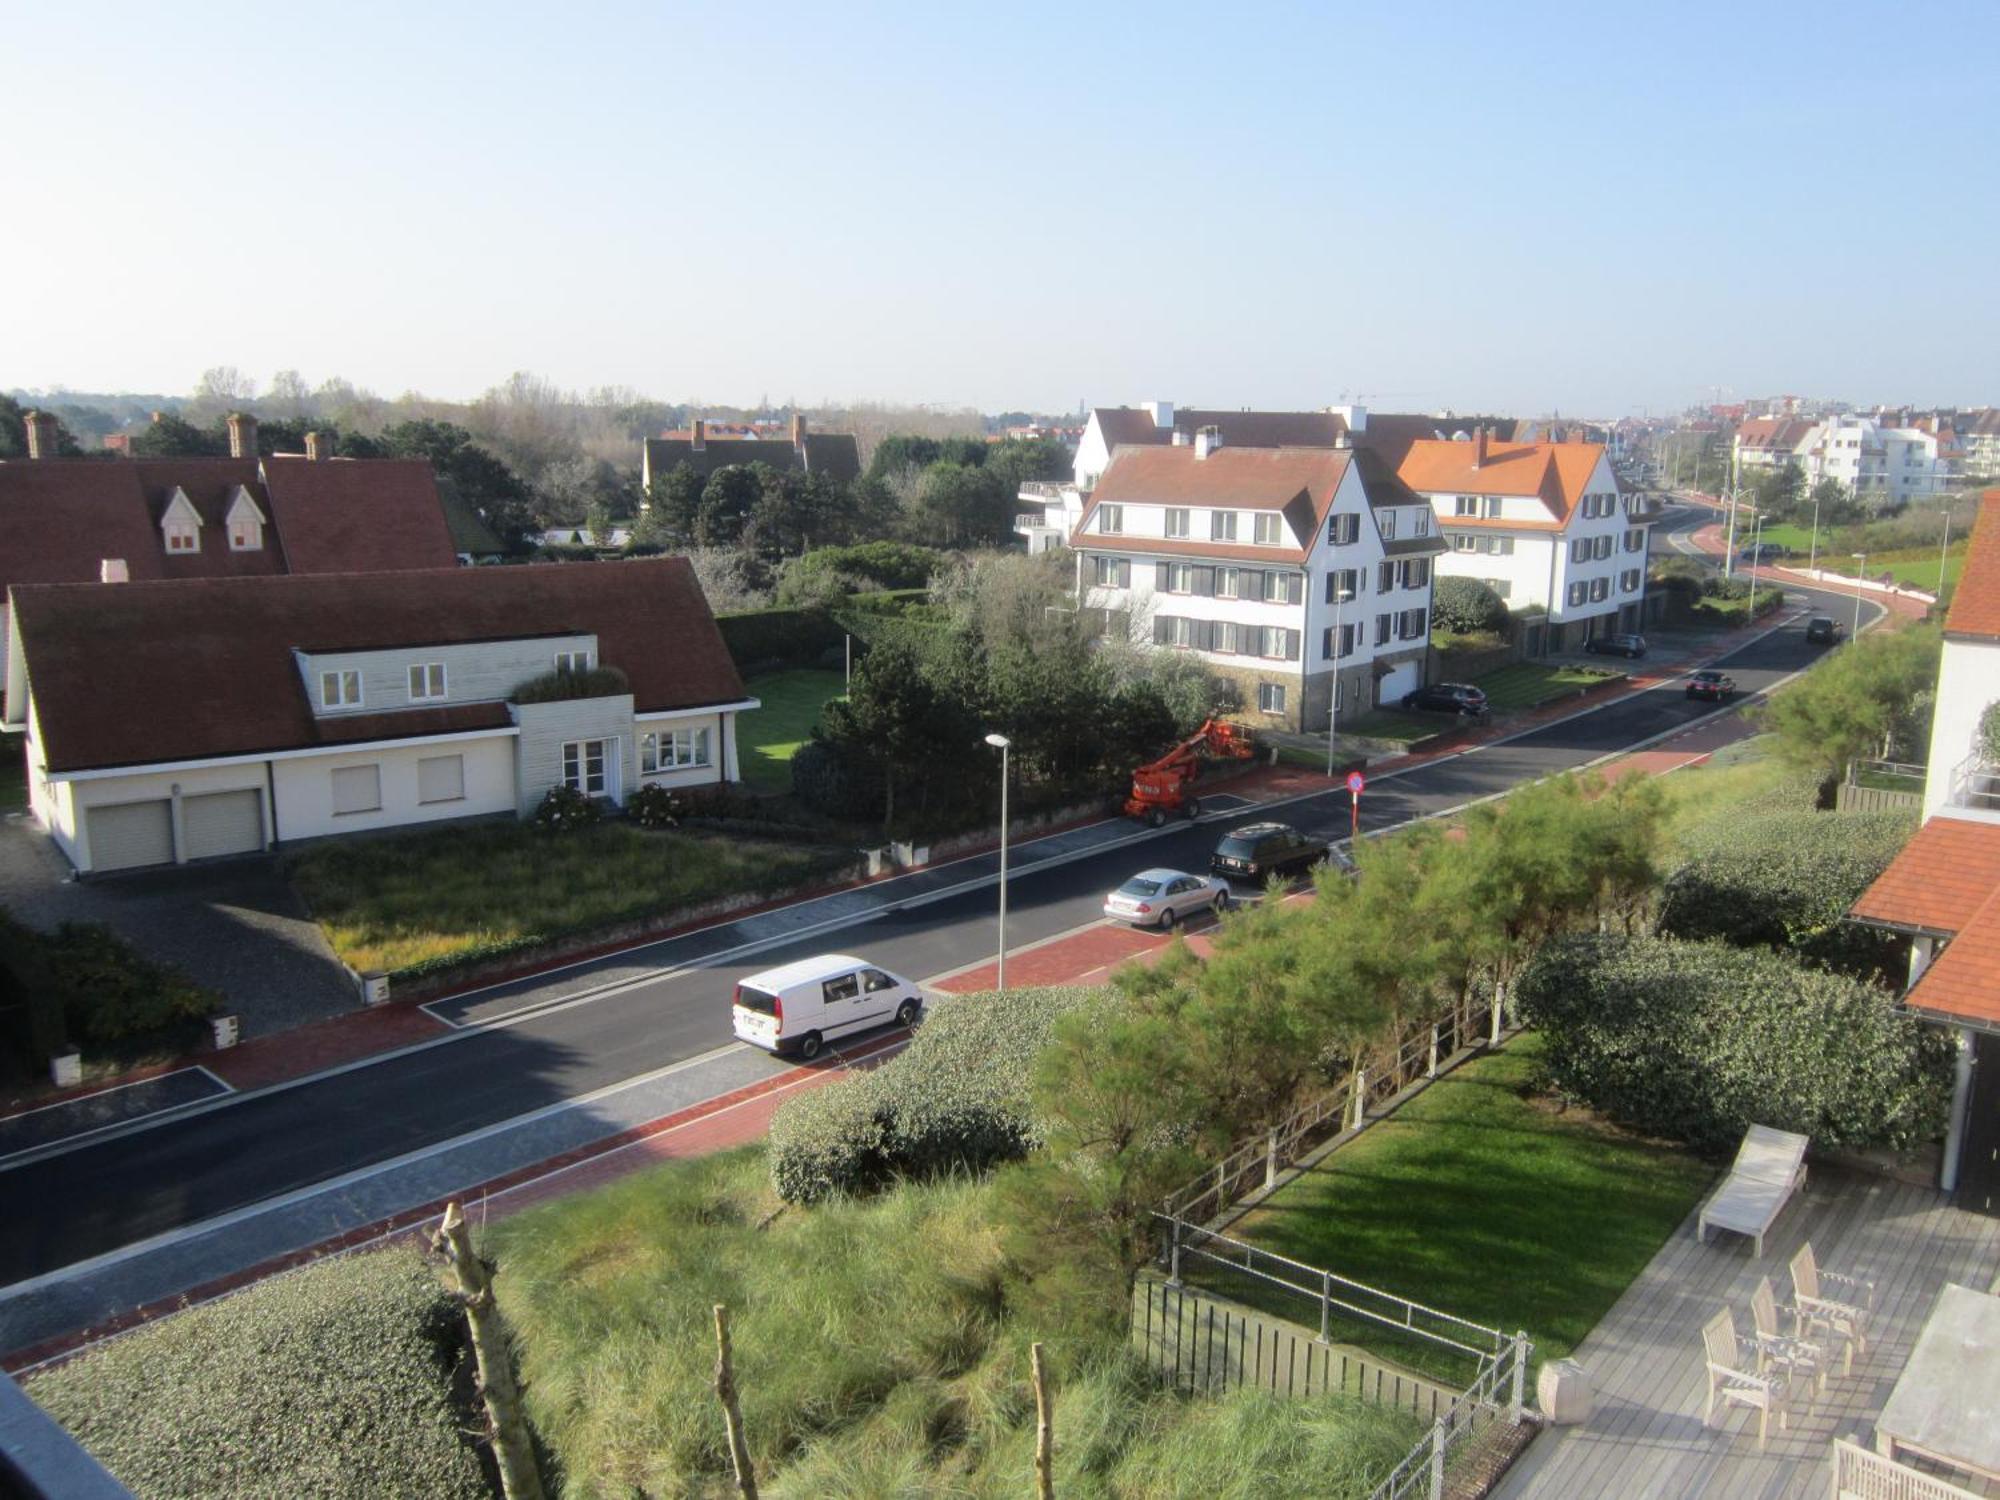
0,817,357,1038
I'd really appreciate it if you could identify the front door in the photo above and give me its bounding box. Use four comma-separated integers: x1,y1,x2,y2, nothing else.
1956,1031,2000,1216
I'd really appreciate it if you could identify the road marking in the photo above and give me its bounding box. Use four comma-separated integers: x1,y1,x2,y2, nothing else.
0,1067,234,1168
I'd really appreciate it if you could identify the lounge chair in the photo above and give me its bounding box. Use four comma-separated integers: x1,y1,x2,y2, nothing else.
1789,1242,1873,1372
1702,1308,1791,1449
1696,1125,1809,1256
1748,1275,1828,1402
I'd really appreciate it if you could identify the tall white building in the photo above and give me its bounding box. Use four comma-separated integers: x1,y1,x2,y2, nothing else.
1793,416,1949,504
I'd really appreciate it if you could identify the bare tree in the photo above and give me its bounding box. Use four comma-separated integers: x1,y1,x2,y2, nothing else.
432,1202,544,1500
713,1305,758,1499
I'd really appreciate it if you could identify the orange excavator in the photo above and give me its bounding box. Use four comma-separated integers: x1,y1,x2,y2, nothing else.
1124,718,1257,826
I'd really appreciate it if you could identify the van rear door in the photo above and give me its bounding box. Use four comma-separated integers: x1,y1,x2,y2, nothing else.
733,983,781,1049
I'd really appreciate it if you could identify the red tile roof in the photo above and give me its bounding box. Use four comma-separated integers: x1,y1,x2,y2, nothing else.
259,457,460,573
1073,446,1346,559
1943,490,2000,641
1396,439,1606,524
1905,884,2000,1028
1849,815,2000,935
12,558,745,773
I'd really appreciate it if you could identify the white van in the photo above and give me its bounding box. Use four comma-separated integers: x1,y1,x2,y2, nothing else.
731,953,924,1060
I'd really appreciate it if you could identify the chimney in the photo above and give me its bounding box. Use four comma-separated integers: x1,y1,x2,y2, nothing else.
23,409,59,459
100,559,129,583
303,430,332,461
1472,427,1488,468
791,413,808,451
1171,428,1192,447
1334,429,1353,451
1194,425,1222,460
690,418,706,452
226,411,259,459
1144,400,1175,431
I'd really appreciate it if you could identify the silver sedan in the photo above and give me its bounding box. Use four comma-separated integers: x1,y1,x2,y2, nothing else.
1102,868,1231,929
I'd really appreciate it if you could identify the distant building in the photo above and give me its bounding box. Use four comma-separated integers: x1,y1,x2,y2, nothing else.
1731,417,1817,476
1794,416,1948,504
1960,410,2000,482
640,415,860,495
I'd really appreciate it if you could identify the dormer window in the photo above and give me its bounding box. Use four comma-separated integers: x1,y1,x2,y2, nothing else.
408,662,447,701
160,487,204,555
553,649,593,675
165,523,200,553
320,670,362,710
225,487,267,551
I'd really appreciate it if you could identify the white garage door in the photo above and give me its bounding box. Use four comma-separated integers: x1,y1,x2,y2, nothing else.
88,800,174,872
182,789,264,860
1377,660,1420,706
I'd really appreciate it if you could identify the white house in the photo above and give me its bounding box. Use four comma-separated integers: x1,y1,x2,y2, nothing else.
1068,431,1446,733
1731,416,1816,476
1399,431,1652,652
1794,415,1948,505
3,559,757,875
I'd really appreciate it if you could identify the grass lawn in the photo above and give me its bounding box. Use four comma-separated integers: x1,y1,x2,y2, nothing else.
1340,709,1444,745
1471,661,1621,712
0,732,23,812
1813,546,1964,593
287,819,843,975
739,668,846,792
1219,1035,1715,1382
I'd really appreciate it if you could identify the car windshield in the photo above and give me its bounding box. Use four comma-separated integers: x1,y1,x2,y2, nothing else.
1215,836,1258,858
1118,877,1163,896
1694,671,1721,681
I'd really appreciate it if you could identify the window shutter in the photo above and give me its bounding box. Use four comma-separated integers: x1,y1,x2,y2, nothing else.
1286,629,1301,661
1286,574,1303,606
1118,559,1132,587
1195,565,1215,596
1153,614,1172,645
1156,560,1171,590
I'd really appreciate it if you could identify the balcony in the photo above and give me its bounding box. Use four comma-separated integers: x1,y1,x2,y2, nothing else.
1946,754,2000,817
1016,480,1073,501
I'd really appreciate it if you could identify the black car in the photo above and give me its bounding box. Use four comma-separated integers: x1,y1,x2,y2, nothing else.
1210,822,1330,882
1584,633,1648,659
1685,668,1736,701
1739,542,1786,563
1401,682,1489,717
1804,616,1844,645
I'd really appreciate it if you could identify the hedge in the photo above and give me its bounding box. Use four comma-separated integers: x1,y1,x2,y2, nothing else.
778,542,943,600
1658,808,1915,978
25,1247,488,1500
1430,576,1510,634
1515,933,1954,1156
716,593,928,674
768,985,1104,1202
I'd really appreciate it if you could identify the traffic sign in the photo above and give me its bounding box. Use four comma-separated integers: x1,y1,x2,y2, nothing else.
1345,770,1366,794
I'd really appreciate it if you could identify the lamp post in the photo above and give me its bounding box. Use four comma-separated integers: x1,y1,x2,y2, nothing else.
1939,506,1956,596
1851,552,1866,638
1324,571,1346,777
984,732,1011,992
1807,483,1823,575
1745,509,1764,616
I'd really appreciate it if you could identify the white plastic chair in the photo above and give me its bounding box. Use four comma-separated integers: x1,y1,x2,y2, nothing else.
1702,1307,1791,1449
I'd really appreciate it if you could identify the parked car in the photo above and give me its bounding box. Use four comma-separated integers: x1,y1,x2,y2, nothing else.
1102,867,1230,929
731,953,922,1061
1210,822,1331,882
1739,542,1787,563
1684,668,1736,702
1585,633,1648,659
1804,616,1844,645
1401,682,1490,717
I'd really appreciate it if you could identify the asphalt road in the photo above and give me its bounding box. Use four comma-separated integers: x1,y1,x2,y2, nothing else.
0,514,1880,1285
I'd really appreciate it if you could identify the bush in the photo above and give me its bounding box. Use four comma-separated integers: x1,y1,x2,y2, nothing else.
1515,933,1955,1155
768,985,1104,1202
789,736,885,821
715,604,848,674
1658,808,1915,979
24,1247,486,1500
1981,700,2000,762
510,663,631,703
0,914,219,1053
625,781,686,829
776,542,942,604
532,783,601,832
1430,576,1511,634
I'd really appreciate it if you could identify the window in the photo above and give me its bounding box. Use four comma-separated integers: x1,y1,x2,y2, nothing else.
1259,626,1299,660
1594,535,1614,560
229,518,262,551
165,521,200,553
1258,682,1287,715
1570,538,1589,564
1452,534,1478,553
1376,560,1395,593
1253,513,1283,546
1091,555,1130,588
1620,569,1642,593
1374,613,1391,646
862,968,898,993
1168,562,1195,593
331,763,382,815
1210,620,1239,654
1455,496,1479,517
1164,507,1190,538
1210,511,1239,542
1399,558,1430,590
408,662,446,701
1488,535,1515,556
561,738,610,796
1623,529,1644,552
553,649,593,675
1324,567,1358,604
1327,512,1360,546
1481,496,1501,519
1262,571,1300,604
823,973,861,1004
1566,582,1587,607
1589,577,1610,603
642,727,711,772
1322,622,1358,660
418,754,465,804
1378,509,1397,540
320,669,361,709
1397,607,1427,640
1213,567,1239,599
1096,504,1124,534
1413,509,1431,537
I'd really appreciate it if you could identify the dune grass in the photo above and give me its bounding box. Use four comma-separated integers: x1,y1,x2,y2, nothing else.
287,820,840,975
487,1146,1421,1498
740,668,847,791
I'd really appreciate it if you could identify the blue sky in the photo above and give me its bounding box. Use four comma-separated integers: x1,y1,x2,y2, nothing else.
3,0,1994,417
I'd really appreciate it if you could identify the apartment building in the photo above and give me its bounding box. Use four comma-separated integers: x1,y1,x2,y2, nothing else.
1400,431,1651,651
1794,415,1949,503
1068,431,1445,733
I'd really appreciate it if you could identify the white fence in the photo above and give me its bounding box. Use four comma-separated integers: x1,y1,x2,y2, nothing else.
1830,1439,1984,1500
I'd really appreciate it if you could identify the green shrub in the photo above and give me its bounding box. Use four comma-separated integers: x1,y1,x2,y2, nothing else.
788,737,885,821
768,986,1104,1202
25,1247,486,1500
1981,700,2000,762
716,605,848,674
625,781,686,829
1430,576,1510,634
1515,933,1955,1155
777,542,943,604
510,663,631,703
1658,808,1915,978
0,917,219,1049
532,783,601,831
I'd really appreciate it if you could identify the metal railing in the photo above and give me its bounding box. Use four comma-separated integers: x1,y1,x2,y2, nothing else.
1830,1439,1985,1500
1016,480,1072,500
1947,754,2000,814
1014,512,1059,531
1159,1217,1507,1362
1367,1331,1533,1500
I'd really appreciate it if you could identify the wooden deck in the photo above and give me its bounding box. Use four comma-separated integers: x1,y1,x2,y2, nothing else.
1494,1166,2000,1500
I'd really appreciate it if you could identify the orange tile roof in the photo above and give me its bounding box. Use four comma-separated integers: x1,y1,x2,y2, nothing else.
1397,438,1605,524
1849,815,2000,935
1087,444,1348,511
1943,490,2000,641
1905,884,2000,1028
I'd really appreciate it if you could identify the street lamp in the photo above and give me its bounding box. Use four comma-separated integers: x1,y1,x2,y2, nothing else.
984,732,1011,991
1851,552,1867,638
1324,571,1348,777
1745,509,1764,616
1807,483,1823,574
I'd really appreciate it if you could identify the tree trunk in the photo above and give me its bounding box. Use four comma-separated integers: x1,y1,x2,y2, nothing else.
434,1202,544,1500
713,1305,758,1500
1031,1341,1055,1500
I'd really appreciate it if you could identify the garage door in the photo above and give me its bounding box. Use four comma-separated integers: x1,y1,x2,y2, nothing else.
182,789,264,860
88,800,174,872
1377,661,1420,706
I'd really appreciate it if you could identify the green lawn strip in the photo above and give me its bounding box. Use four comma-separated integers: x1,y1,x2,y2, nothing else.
287,819,842,976
1812,547,1963,592
1471,662,1621,712
1339,710,1443,746
738,667,847,791
1219,1036,1715,1382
